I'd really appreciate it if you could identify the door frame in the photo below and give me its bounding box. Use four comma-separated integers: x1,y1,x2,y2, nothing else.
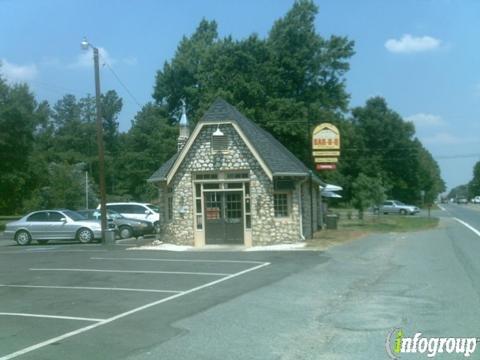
203,189,244,245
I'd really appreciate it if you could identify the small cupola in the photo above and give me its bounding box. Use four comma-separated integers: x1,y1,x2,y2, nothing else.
178,99,190,152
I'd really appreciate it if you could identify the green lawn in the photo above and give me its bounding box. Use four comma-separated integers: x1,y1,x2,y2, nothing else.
308,212,439,250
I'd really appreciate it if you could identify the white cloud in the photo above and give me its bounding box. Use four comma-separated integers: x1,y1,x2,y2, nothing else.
385,34,441,54
122,56,138,66
68,47,116,68
423,132,464,145
68,48,137,69
0,58,38,83
405,113,445,127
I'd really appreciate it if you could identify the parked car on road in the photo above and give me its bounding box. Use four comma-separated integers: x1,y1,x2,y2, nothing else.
373,200,420,215
77,209,154,239
456,197,468,204
99,202,161,233
471,196,480,204
4,209,116,245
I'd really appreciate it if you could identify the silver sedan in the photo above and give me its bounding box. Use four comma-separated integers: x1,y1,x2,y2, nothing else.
4,210,106,245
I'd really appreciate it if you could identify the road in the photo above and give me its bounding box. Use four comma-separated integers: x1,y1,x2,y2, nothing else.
1,204,480,359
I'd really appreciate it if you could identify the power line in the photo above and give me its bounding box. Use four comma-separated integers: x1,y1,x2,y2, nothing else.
98,54,143,109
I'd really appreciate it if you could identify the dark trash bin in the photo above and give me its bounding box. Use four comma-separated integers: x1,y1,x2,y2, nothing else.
325,214,338,230
104,229,116,244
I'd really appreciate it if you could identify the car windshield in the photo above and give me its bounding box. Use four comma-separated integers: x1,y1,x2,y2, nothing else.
146,204,160,213
394,201,405,206
62,210,87,221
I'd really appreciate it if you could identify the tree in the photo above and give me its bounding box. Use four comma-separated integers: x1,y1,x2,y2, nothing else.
415,140,445,205
467,161,480,198
350,97,428,204
101,90,122,154
23,162,95,211
0,75,45,214
351,173,386,219
152,0,355,166
114,103,177,200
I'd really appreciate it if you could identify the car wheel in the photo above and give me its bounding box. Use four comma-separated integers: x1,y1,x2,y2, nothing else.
77,228,94,244
154,222,161,234
15,230,31,246
400,209,407,215
119,226,133,239
37,240,49,245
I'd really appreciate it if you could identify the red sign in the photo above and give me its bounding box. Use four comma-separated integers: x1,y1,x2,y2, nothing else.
316,163,336,170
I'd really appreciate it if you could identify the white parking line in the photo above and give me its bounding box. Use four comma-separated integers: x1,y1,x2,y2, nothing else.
0,313,104,322
1,262,270,360
29,268,230,276
91,257,265,264
454,217,480,237
0,284,180,294
438,204,446,211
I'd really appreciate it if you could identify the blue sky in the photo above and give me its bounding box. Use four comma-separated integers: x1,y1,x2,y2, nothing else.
1,0,479,191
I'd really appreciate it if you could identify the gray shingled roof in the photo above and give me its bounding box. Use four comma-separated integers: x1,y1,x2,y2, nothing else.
148,98,323,183
148,153,178,182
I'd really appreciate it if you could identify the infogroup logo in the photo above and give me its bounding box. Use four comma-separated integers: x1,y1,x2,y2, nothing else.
385,328,478,358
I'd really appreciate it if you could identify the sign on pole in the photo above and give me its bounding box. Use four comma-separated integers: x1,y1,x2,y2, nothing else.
316,164,336,170
312,123,340,170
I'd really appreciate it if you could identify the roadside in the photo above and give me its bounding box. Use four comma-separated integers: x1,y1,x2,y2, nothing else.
125,214,480,360
307,209,439,251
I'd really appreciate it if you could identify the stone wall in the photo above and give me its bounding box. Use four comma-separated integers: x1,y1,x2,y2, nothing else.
158,123,306,245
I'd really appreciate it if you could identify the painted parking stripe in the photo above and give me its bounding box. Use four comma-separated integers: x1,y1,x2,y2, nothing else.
0,313,104,322
30,268,230,276
0,284,180,294
454,217,480,237
91,257,265,264
1,262,270,360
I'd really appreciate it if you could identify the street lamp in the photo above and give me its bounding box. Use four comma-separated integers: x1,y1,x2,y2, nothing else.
81,37,107,243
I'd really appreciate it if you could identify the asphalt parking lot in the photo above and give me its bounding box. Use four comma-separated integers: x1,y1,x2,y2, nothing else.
0,242,324,360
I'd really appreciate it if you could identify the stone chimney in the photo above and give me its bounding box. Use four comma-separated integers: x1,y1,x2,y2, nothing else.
178,99,189,152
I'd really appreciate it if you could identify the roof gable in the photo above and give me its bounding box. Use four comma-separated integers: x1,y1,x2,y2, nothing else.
149,98,322,184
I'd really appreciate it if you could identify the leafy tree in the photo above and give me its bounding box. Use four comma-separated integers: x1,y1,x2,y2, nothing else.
114,103,177,200
350,97,425,204
0,75,46,214
351,173,386,219
467,161,480,198
23,162,96,211
153,0,355,166
447,185,468,200
101,90,122,154
415,139,445,205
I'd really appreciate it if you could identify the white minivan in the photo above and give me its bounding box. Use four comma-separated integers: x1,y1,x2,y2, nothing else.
99,203,161,233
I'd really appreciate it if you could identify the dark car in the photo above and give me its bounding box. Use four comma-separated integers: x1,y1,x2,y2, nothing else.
77,209,154,239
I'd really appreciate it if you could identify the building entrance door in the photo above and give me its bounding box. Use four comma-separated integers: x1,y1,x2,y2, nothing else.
204,191,244,244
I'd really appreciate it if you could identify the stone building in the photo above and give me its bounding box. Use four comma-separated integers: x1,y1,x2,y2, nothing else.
148,99,324,247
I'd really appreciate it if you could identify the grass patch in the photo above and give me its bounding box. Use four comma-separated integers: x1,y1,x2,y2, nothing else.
307,213,439,250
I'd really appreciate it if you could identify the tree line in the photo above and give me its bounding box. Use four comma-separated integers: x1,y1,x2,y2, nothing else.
0,0,444,215
447,162,480,200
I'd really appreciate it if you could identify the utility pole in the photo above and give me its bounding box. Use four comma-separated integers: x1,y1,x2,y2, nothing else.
93,47,108,242
307,117,314,238
82,38,107,243
85,171,89,209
